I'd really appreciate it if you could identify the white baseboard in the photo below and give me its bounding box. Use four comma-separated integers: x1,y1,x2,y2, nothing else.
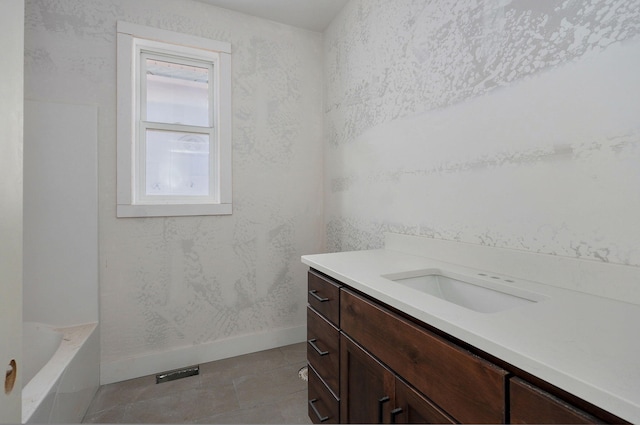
100,325,306,385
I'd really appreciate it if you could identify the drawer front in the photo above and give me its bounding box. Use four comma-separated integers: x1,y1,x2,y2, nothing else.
341,288,508,424
510,378,599,424
308,364,340,424
307,306,340,397
308,270,341,326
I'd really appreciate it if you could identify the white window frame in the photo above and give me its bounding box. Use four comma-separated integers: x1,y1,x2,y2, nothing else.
136,47,216,205
117,21,232,217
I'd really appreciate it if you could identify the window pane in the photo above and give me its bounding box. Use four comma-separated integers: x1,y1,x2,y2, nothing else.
145,58,210,127
145,130,210,197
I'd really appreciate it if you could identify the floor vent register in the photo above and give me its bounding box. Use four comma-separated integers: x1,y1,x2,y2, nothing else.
156,365,200,384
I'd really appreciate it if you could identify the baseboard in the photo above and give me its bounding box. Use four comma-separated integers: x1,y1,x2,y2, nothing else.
100,325,306,385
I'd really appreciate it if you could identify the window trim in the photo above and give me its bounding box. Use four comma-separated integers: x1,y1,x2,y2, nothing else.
116,21,232,218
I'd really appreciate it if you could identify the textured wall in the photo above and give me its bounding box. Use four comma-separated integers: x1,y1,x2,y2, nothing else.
324,0,640,267
24,0,323,371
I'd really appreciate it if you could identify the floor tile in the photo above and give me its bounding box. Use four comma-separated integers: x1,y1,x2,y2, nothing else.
277,389,313,424
85,371,201,416
279,342,307,364
122,383,239,423
82,404,126,424
233,361,308,408
83,342,311,424
133,372,202,403
199,389,311,424
199,402,288,424
199,347,288,387
84,376,151,415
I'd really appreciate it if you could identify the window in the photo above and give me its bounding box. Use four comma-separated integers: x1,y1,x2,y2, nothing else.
117,22,232,217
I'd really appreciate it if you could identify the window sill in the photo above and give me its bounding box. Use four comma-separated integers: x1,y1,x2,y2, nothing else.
117,203,232,218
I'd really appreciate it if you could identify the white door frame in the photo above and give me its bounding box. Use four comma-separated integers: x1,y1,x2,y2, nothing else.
0,0,24,422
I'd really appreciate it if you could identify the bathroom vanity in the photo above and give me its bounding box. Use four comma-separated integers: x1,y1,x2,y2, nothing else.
302,236,640,424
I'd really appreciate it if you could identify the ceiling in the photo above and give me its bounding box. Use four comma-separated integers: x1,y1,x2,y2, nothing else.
194,0,349,32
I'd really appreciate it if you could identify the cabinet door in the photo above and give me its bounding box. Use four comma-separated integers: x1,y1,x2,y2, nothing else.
392,377,456,424
510,378,600,424
341,334,395,424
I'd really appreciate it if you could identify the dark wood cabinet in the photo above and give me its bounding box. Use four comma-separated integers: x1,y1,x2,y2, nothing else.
340,334,395,424
393,376,456,424
308,365,340,424
306,270,342,424
340,333,455,424
307,306,340,396
306,268,626,424
341,287,507,424
308,269,341,326
510,377,601,424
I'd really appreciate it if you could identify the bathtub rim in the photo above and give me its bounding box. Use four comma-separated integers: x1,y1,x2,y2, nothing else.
22,322,98,423
22,322,64,386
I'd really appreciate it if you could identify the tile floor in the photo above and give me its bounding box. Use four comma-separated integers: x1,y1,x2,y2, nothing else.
82,342,312,424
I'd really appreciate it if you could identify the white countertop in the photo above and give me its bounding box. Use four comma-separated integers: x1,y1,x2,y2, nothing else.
302,248,640,423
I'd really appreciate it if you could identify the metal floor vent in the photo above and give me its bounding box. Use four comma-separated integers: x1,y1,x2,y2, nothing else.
156,365,199,384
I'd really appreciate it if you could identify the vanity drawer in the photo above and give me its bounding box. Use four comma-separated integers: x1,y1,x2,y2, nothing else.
308,270,341,326
307,306,340,397
308,364,340,424
340,288,508,424
510,377,600,424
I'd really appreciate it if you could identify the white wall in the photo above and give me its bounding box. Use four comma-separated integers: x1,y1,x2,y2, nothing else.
27,0,640,386
324,0,640,270
0,0,24,421
23,100,99,327
24,0,324,383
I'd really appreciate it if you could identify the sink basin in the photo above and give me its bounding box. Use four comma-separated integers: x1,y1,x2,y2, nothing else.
382,269,546,313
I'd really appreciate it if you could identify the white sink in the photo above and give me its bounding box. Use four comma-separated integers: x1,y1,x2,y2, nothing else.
382,269,547,313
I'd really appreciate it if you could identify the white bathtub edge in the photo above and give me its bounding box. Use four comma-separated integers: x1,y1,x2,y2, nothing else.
100,325,305,385
22,322,98,423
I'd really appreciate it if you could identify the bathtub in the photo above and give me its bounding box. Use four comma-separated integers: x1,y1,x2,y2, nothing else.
22,322,99,423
